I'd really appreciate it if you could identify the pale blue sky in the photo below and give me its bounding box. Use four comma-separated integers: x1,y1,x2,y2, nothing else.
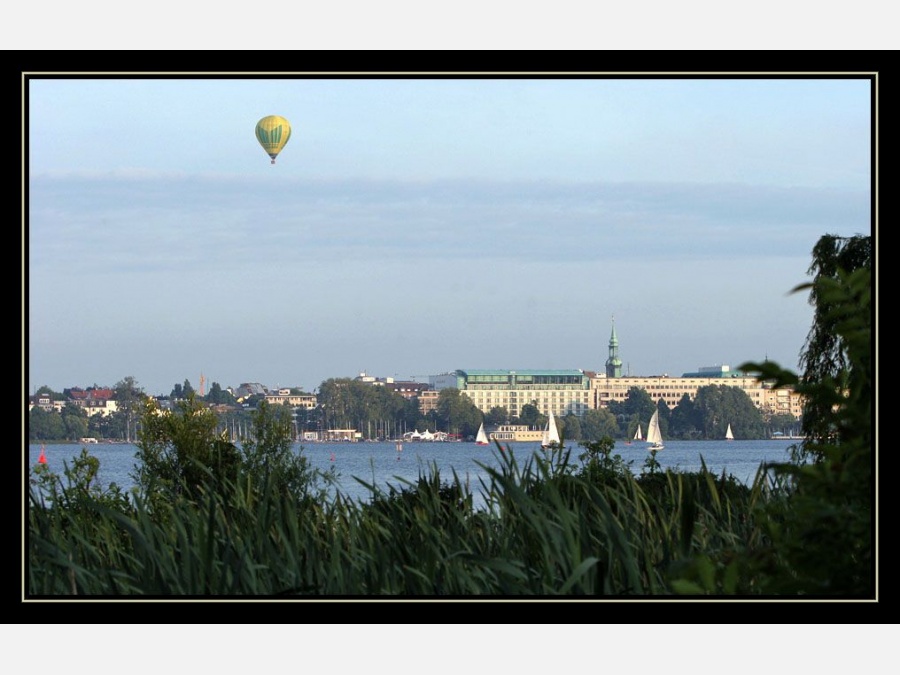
27,75,873,397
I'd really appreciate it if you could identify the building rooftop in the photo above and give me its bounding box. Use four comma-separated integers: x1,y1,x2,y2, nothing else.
459,369,585,376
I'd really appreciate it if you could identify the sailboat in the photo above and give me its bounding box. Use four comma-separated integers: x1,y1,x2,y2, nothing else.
475,422,489,445
625,423,640,445
725,423,734,441
541,411,561,449
645,409,664,451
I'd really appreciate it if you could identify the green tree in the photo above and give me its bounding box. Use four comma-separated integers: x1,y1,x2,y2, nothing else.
61,402,89,441
739,234,871,596
485,406,509,426
580,408,619,441
519,403,540,427
316,378,425,439
767,413,800,438
238,400,321,506
669,393,701,439
317,378,361,430
114,376,146,443
612,386,656,419
88,411,114,440
560,413,582,441
206,381,236,405
132,394,241,507
796,234,872,455
578,436,632,483
692,385,765,439
609,386,657,438
29,406,66,441
435,388,483,438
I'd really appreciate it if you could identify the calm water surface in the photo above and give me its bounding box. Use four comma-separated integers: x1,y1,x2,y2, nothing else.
28,439,799,505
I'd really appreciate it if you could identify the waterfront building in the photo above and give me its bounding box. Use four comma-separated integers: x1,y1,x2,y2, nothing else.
384,381,431,399
417,389,440,416
28,392,64,414
231,382,269,401
64,387,119,417
263,391,317,409
355,372,431,400
590,366,803,418
589,320,803,418
427,315,803,421
438,369,592,419
354,371,434,414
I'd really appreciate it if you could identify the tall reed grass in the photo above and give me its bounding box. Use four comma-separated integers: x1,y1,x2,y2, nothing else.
28,445,787,596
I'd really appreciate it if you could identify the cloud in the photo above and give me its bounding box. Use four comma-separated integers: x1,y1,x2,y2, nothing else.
29,173,869,277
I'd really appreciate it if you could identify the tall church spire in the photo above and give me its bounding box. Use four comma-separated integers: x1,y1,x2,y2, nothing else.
605,315,623,378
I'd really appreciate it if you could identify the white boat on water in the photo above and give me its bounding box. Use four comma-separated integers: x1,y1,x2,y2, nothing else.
725,423,734,441
633,424,643,442
475,422,489,445
541,411,561,449
645,409,664,451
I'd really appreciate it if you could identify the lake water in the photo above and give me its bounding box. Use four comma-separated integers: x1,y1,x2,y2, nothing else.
27,439,800,505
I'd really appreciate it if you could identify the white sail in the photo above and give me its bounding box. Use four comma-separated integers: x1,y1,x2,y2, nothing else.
476,422,489,445
634,424,643,441
541,411,561,448
725,423,734,441
646,409,664,450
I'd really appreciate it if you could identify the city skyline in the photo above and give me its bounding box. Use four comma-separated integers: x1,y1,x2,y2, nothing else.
31,332,767,399
26,74,873,397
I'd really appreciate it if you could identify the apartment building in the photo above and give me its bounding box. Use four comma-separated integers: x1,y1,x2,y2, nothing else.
436,369,593,419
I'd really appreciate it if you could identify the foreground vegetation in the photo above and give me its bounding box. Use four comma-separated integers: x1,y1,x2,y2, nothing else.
27,234,872,597
29,431,788,596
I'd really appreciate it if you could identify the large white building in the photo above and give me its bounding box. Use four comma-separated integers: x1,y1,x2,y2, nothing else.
431,322,803,420
590,371,802,418
434,369,593,420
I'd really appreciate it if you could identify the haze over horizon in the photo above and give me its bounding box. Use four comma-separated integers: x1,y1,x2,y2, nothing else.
26,75,872,398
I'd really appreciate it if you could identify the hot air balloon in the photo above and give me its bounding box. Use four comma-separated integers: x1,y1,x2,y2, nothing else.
255,115,291,164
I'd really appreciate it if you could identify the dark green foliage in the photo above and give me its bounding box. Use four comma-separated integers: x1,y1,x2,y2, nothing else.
579,408,620,441
29,437,783,596
688,384,765,440
739,235,872,596
485,406,509,425
316,377,424,439
132,394,242,510
560,413,582,441
434,387,484,438
797,234,871,448
669,393,702,439
577,437,633,484
238,401,326,508
205,381,236,405
29,406,67,441
608,386,657,425
517,403,541,427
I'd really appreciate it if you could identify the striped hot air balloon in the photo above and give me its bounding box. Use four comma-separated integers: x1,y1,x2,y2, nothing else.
255,115,292,164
